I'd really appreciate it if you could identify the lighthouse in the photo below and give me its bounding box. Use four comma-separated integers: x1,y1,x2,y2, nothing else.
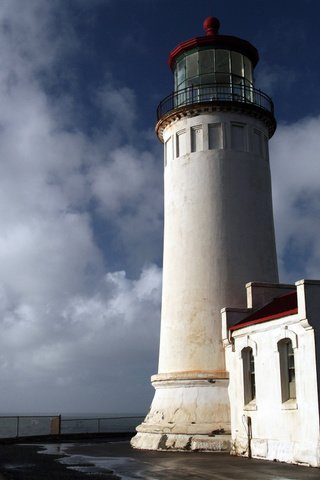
132,16,278,451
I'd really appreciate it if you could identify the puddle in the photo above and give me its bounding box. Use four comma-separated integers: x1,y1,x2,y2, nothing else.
58,454,145,479
32,443,75,455
4,463,36,470
34,443,160,479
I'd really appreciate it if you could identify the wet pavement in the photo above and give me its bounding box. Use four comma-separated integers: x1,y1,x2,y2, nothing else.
0,438,319,479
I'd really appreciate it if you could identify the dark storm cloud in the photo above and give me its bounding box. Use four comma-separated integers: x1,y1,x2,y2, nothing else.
0,0,317,414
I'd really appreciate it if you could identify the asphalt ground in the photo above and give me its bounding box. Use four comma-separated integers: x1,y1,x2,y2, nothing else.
0,437,319,479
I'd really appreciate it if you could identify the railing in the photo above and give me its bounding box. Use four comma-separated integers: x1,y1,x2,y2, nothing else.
61,416,143,435
0,415,61,438
0,415,144,439
157,83,274,120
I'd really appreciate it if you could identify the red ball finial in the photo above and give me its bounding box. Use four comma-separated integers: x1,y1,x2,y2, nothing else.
203,16,220,36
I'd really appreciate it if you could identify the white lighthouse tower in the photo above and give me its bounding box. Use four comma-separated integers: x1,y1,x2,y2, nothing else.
132,16,278,451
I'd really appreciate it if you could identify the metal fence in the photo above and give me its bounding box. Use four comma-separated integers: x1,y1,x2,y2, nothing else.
61,416,143,435
0,415,144,439
0,415,60,438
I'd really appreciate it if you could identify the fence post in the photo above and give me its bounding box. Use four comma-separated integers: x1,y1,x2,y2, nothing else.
58,415,61,436
16,416,20,438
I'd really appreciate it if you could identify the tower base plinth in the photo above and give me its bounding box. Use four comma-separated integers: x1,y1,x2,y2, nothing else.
131,372,231,451
131,432,231,452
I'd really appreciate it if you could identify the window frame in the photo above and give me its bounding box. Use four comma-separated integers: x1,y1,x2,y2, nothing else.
278,338,297,404
242,347,256,407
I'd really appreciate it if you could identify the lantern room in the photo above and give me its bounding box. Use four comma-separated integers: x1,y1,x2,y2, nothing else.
173,48,253,92
170,17,257,92
156,16,276,138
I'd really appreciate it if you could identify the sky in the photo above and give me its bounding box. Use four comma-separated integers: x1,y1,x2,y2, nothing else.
0,0,319,415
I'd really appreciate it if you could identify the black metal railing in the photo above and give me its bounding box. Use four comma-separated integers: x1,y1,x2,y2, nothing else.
157,83,274,120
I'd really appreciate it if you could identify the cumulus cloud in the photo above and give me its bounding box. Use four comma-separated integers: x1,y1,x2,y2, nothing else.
270,116,320,281
255,63,297,95
0,0,162,414
90,144,163,272
0,264,161,413
0,0,317,417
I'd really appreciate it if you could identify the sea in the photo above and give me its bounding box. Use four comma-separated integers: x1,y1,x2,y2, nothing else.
0,413,145,439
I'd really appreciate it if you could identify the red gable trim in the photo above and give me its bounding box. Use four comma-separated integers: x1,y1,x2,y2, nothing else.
229,291,297,332
229,308,298,331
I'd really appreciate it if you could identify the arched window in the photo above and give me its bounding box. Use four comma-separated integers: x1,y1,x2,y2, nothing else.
278,339,296,402
242,347,255,405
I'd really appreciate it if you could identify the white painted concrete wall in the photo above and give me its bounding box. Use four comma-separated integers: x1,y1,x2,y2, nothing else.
226,281,320,467
132,111,279,450
159,111,278,375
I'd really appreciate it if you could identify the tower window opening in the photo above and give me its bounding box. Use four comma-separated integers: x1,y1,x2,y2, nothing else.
165,136,173,166
263,135,269,160
231,123,246,151
208,123,222,150
191,126,203,152
242,347,256,405
176,130,187,158
278,339,296,402
253,129,263,155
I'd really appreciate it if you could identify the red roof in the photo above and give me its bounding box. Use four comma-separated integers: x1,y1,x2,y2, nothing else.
229,291,298,331
168,16,259,70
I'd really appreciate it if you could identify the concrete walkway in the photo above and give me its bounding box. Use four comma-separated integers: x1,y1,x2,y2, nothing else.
0,438,319,479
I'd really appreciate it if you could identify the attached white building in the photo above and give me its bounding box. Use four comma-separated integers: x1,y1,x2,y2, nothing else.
223,280,320,466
